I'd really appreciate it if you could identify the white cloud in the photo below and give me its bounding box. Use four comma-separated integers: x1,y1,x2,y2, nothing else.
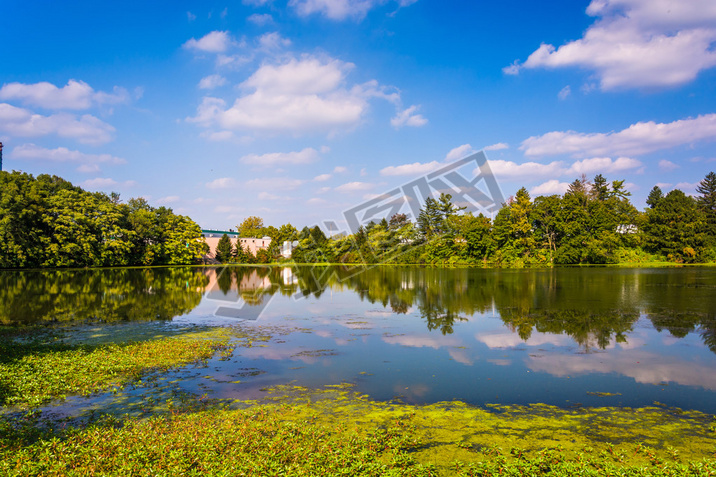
0,80,129,110
502,61,520,75
659,159,680,171
314,173,331,181
521,114,716,158
247,13,274,25
216,54,252,68
11,144,125,168
258,191,291,200
199,130,236,142
240,147,321,166
289,0,379,21
0,103,115,145
82,178,118,188
557,85,571,100
188,56,394,134
567,156,643,175
483,142,508,152
243,0,272,5
333,166,347,173
508,0,716,89
258,32,291,50
290,0,419,21
390,105,427,128
380,161,440,176
488,159,565,180
485,157,642,182
157,196,180,204
77,164,101,173
206,177,238,189
676,181,699,194
187,11,196,21
198,75,228,90
335,181,373,192
183,31,234,53
307,197,328,205
246,177,305,189
82,178,135,190
531,180,571,196
445,143,475,161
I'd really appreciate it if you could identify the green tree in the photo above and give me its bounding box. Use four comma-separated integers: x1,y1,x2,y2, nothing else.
592,174,609,201
643,189,706,262
237,216,264,238
696,172,716,241
215,234,233,263
646,186,663,209
532,195,562,255
460,213,493,261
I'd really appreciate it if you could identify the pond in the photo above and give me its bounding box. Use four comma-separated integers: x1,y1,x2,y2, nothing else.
2,265,716,415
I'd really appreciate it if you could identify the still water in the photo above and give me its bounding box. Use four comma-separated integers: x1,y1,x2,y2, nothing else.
2,266,716,413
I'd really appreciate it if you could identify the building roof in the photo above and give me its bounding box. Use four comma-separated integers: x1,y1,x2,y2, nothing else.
201,229,239,237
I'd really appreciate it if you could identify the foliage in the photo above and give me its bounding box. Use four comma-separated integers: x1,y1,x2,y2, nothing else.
214,233,233,263
0,171,206,268
643,190,707,262
237,216,265,238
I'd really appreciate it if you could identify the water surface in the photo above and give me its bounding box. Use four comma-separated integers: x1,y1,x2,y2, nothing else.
2,265,716,414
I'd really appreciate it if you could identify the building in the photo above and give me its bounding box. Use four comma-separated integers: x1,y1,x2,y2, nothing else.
201,230,272,259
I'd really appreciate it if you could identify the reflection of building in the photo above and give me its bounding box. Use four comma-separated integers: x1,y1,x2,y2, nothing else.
281,267,298,286
202,268,272,302
201,230,272,260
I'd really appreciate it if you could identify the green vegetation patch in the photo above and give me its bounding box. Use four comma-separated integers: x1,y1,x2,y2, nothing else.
249,384,716,475
0,327,233,408
0,407,435,476
2,386,716,476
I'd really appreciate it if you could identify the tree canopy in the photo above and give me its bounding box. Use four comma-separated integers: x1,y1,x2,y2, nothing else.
0,171,206,268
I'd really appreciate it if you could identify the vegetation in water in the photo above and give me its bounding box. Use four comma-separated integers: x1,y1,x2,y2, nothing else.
0,326,232,408
1,383,715,476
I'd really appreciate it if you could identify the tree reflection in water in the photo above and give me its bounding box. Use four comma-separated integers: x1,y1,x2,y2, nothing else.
2,265,715,355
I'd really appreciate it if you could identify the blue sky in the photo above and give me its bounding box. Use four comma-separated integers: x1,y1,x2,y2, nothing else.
2,0,716,230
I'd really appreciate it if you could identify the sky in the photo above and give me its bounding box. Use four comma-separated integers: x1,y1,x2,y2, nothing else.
2,0,716,231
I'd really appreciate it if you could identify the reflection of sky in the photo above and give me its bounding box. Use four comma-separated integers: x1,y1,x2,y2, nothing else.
173,272,716,413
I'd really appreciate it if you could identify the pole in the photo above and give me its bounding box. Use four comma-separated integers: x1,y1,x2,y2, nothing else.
0,142,3,171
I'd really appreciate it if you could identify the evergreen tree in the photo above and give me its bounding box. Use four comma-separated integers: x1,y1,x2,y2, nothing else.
592,174,609,201
215,234,233,263
643,189,706,262
696,172,716,240
646,186,663,209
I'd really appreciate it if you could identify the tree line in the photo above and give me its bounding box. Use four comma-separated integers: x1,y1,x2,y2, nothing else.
219,171,716,266
0,171,207,268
